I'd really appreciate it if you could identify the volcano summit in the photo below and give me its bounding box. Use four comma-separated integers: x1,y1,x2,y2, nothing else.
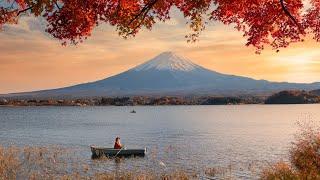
7,52,320,98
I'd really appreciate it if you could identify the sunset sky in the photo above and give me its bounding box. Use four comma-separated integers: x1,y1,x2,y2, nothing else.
1,10,320,94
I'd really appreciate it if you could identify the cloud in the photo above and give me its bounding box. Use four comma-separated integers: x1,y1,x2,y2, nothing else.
0,14,320,93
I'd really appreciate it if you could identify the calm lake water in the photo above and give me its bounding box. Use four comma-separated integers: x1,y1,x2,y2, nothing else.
1,105,319,179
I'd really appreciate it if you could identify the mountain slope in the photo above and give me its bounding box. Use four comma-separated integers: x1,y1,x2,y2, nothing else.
6,52,320,98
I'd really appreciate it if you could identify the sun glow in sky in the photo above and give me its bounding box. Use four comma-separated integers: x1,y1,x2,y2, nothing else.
0,10,320,94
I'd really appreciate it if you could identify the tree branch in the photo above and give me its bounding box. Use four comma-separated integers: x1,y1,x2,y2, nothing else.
17,6,32,16
279,0,300,28
124,0,158,36
127,7,151,35
127,0,158,26
55,2,61,10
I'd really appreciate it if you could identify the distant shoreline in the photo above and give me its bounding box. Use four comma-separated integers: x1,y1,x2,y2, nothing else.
0,104,266,107
0,96,263,106
0,103,320,108
1,90,320,106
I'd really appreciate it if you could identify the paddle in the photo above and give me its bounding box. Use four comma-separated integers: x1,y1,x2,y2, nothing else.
114,146,124,157
159,161,166,168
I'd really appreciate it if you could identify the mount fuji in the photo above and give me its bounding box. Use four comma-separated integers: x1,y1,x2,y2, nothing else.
6,51,320,98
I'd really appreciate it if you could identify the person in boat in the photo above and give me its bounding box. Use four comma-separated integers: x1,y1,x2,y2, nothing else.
114,137,123,149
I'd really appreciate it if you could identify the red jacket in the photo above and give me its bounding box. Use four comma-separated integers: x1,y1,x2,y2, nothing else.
114,142,122,149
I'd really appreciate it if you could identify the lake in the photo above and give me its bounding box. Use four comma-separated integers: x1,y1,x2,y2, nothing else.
1,105,319,179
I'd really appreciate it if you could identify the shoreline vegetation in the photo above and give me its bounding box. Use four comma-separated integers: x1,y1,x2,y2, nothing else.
1,122,319,179
0,145,247,179
1,90,320,106
261,122,320,179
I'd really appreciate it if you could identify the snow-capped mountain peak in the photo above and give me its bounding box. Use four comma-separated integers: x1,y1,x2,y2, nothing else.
7,51,320,98
133,51,201,72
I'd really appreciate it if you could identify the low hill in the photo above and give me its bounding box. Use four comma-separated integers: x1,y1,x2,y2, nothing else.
265,90,320,104
310,89,320,96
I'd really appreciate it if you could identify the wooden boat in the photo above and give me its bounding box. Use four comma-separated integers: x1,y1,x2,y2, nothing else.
90,146,146,158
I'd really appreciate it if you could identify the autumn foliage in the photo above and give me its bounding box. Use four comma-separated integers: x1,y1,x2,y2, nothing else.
261,122,320,179
1,0,320,52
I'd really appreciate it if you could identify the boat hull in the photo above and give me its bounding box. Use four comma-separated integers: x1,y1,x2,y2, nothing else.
90,146,146,158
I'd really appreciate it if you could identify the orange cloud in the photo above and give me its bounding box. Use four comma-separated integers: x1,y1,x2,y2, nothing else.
0,15,320,94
